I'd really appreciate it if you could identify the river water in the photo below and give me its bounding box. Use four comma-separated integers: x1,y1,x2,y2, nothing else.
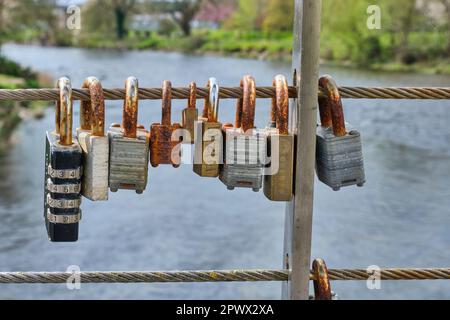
0,44,449,300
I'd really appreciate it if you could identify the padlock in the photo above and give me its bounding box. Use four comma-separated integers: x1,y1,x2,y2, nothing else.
108,76,150,194
219,75,266,192
150,80,182,167
77,77,109,201
181,82,198,144
316,75,365,191
193,78,223,178
44,77,82,242
263,75,295,202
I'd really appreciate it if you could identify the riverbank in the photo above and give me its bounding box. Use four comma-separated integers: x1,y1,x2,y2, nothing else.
0,55,46,154
75,30,450,75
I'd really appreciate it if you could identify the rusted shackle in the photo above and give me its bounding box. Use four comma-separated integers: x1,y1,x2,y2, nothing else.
162,80,172,126
240,75,256,132
312,258,332,301
272,75,289,135
318,75,346,137
80,77,105,137
57,77,73,146
122,77,139,138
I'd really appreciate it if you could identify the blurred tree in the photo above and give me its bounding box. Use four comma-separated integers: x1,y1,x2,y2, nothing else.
227,0,267,31
112,0,136,39
147,0,220,37
263,0,294,33
0,0,60,45
380,0,425,63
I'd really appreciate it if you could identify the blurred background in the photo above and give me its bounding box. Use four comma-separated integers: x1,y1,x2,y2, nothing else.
0,0,449,300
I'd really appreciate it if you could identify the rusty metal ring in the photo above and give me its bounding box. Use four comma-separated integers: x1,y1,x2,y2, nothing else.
241,75,256,132
188,82,197,110
272,75,289,135
313,259,332,300
57,77,73,145
82,77,105,137
122,77,139,139
162,80,172,126
318,75,346,137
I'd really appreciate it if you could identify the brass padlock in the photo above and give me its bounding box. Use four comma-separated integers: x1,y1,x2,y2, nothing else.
108,77,150,194
193,78,223,177
263,75,294,202
44,77,83,242
77,77,109,201
181,82,198,144
150,80,182,167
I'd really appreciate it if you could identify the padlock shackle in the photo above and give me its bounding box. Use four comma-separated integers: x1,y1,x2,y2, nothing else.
122,77,139,139
318,75,346,137
241,75,256,132
161,80,172,126
207,77,220,123
202,79,212,119
57,77,73,146
82,77,105,137
235,85,243,130
188,82,196,110
272,75,289,135
312,259,332,300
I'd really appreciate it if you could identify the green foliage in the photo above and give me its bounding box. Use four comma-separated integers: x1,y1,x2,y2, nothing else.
227,0,268,31
263,0,294,32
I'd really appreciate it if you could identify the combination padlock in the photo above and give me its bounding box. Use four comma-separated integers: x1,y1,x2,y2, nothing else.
77,77,109,201
44,77,82,242
193,78,223,177
220,75,266,192
263,75,294,201
108,77,150,194
316,75,366,191
150,80,182,167
181,82,198,144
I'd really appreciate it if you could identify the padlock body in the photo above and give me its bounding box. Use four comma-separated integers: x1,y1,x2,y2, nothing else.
316,124,365,191
193,121,222,177
220,128,266,191
108,126,150,193
78,132,109,201
150,123,182,167
44,131,82,242
182,108,198,144
263,134,294,201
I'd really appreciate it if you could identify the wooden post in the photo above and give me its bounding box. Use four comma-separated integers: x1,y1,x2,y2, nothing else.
282,0,322,300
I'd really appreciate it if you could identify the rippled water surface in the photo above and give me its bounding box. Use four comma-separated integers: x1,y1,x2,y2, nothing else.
0,44,449,299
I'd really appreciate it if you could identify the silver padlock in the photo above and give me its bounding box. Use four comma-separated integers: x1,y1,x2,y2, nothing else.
77,77,109,201
220,75,266,192
316,75,365,191
108,77,150,194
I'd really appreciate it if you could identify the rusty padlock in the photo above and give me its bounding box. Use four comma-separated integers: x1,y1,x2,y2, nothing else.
316,75,366,191
181,82,198,144
108,77,150,194
193,78,223,177
263,75,294,202
220,75,266,191
77,77,109,201
150,80,182,167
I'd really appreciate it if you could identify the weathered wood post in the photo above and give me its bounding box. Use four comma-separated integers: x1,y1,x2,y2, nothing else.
282,0,322,300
